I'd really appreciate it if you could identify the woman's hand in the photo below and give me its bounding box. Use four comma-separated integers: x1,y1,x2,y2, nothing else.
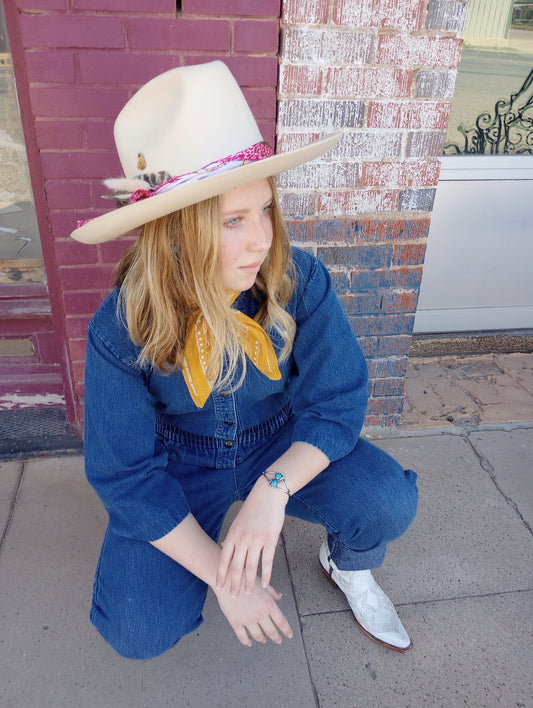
216,476,288,595
213,577,293,647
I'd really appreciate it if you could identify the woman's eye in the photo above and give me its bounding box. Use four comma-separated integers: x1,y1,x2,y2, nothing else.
263,204,273,215
224,217,241,228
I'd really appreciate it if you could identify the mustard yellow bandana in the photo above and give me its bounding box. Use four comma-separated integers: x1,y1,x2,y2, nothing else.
181,292,281,407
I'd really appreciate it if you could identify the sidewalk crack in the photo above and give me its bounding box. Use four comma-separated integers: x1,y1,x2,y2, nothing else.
0,461,25,558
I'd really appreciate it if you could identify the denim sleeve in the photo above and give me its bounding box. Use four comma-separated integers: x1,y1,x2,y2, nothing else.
84,324,191,542
289,255,368,462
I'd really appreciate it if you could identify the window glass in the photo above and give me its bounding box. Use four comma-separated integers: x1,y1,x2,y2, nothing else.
444,0,533,156
0,5,44,284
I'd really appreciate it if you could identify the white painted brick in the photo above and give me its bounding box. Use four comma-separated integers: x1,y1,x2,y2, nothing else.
332,132,402,160
276,162,359,190
277,99,364,129
281,27,374,65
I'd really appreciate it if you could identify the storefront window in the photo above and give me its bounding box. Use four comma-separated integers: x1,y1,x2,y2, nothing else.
444,0,533,156
0,5,44,284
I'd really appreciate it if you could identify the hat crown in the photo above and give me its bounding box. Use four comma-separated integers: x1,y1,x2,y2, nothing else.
114,61,263,180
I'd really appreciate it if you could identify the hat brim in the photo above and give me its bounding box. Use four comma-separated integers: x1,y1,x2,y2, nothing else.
70,132,341,244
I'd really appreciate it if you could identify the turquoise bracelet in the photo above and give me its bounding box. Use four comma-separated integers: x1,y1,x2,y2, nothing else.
262,470,291,496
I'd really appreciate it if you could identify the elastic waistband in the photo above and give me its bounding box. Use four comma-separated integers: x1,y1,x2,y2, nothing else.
155,401,293,450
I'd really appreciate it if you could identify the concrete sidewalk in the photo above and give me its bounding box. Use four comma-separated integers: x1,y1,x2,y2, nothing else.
1,355,532,707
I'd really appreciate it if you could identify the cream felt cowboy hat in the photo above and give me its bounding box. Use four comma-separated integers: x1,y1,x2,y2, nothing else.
70,61,341,244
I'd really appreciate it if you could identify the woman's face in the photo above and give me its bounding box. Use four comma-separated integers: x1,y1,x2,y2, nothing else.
219,178,274,292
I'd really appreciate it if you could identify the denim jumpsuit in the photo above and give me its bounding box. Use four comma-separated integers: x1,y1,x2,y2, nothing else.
83,247,418,659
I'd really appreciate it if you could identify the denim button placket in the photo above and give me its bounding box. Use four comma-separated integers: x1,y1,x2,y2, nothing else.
213,390,238,468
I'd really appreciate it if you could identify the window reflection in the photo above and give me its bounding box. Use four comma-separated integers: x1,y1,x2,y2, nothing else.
444,0,533,156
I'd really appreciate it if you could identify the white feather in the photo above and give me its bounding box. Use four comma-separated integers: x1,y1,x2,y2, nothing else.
103,177,151,194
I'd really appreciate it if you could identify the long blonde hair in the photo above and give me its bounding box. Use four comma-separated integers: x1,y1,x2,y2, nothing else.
115,177,296,391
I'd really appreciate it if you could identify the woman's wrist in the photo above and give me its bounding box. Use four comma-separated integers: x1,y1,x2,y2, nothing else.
258,471,290,506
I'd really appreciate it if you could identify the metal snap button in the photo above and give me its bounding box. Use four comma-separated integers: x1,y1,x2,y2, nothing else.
224,440,234,448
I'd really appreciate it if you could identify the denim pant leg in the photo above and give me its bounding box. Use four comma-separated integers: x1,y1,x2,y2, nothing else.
285,437,418,570
90,456,236,660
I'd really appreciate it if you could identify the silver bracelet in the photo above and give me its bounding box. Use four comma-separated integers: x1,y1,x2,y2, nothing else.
262,470,291,496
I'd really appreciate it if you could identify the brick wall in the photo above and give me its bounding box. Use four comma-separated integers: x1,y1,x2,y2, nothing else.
10,0,281,422
278,0,467,427
8,0,467,427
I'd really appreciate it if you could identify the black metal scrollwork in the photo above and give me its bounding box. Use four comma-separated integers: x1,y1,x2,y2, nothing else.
444,68,533,155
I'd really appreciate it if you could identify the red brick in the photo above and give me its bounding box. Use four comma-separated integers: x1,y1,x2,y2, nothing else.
35,120,85,149
25,50,76,83
318,190,397,215
79,51,179,85
278,64,322,96
367,100,450,129
393,243,427,265
129,18,231,51
55,239,99,266
181,0,280,16
325,67,411,98
361,161,440,188
373,377,405,396
377,335,412,356
282,0,329,24
333,0,425,30
30,86,130,118
45,181,92,210
381,291,419,313
377,35,463,68
234,19,279,53
19,14,125,49
366,395,404,415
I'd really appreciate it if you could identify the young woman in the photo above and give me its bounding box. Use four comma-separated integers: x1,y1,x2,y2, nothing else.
72,61,418,660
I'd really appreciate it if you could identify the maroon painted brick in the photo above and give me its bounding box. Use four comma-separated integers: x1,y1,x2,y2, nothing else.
98,237,136,264
73,0,174,10
16,0,66,8
129,18,231,51
59,265,115,291
41,151,121,180
86,121,116,151
45,181,92,210
49,210,104,239
19,14,125,49
381,291,419,313
30,87,130,118
223,55,279,87
69,338,88,363
367,100,450,130
281,0,328,24
242,88,277,120
35,120,85,149
182,0,280,16
55,239,100,266
63,291,105,316
25,50,76,83
79,51,180,85
234,20,279,53
393,243,427,266
64,316,91,339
